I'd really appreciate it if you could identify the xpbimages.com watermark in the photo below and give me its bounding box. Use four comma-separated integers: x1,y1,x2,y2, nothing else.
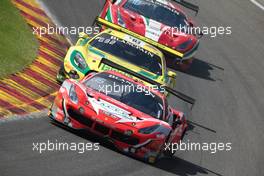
164,140,232,154
32,140,100,154
98,82,165,96
32,22,232,38
32,24,100,37
165,25,232,38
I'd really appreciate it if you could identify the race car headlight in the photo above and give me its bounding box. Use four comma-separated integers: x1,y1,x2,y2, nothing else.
73,52,87,70
138,125,160,134
69,85,78,104
176,39,193,51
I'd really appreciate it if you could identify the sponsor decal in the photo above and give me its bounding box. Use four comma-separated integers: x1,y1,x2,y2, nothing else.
88,97,139,123
93,35,155,58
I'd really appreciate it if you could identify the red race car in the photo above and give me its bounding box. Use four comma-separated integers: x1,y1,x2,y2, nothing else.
97,0,201,70
49,71,193,163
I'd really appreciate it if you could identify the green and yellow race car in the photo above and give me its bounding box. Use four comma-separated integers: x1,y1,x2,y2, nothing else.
57,29,177,92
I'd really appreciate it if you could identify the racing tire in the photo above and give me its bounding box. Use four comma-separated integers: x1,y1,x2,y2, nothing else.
163,133,176,157
163,142,176,157
163,128,187,157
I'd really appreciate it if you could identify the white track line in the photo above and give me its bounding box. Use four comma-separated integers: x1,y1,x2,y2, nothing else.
0,110,48,124
36,0,74,45
250,0,264,11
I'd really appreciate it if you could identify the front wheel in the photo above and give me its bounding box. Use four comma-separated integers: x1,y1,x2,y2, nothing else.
163,128,187,157
163,142,176,157
163,133,176,157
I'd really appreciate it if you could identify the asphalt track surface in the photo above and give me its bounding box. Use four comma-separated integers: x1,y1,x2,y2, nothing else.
1,0,264,175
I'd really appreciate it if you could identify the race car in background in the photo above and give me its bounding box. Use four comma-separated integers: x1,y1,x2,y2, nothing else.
49,71,189,163
97,0,201,70
57,29,178,93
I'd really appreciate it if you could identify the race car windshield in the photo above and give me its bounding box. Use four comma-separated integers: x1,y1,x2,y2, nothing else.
84,73,164,119
90,33,162,75
124,0,188,28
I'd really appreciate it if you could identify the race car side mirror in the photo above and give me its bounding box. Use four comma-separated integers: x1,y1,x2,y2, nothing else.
168,71,177,78
79,32,90,39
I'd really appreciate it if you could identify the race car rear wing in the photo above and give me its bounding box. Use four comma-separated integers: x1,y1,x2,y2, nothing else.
100,58,195,106
96,17,184,59
172,0,199,15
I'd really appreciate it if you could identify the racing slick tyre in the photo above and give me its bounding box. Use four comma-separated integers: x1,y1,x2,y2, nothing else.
163,142,176,157
163,133,176,157
163,129,187,157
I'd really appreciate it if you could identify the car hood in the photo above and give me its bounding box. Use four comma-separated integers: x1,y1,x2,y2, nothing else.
111,6,197,52
85,46,164,85
75,84,166,129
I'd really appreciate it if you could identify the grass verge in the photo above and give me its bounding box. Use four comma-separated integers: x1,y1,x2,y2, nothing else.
0,0,39,78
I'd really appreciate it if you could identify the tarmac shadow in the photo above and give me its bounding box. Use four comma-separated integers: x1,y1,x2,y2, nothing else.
154,156,223,176
166,57,224,81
